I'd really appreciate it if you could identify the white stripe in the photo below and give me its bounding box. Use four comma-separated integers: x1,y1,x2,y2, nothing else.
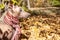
8,11,13,15
5,15,11,20
5,11,13,21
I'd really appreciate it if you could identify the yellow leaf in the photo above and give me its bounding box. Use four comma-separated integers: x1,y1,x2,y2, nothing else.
0,4,5,9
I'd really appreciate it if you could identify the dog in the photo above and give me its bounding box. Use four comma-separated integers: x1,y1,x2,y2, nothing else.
0,5,30,40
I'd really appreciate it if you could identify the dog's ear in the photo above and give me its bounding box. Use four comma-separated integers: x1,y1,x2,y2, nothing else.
12,6,20,13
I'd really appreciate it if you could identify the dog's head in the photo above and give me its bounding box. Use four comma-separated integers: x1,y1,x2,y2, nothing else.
12,6,30,18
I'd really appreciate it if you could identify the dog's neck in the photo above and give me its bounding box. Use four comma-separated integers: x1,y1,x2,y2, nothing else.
0,11,7,22
0,8,12,21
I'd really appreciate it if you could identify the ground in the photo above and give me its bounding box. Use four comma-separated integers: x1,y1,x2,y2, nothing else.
20,13,60,40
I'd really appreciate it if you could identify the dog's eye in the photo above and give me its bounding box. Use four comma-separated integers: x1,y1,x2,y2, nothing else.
20,9,22,12
20,7,24,12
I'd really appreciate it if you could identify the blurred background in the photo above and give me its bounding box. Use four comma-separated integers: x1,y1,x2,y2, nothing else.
0,0,60,40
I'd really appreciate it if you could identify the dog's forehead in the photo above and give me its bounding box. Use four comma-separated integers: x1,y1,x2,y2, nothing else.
15,6,20,11
12,6,20,12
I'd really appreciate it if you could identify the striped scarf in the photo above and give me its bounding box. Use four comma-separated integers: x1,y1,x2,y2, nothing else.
3,11,21,40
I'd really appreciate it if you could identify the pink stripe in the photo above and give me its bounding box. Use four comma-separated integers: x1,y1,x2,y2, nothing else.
12,16,19,24
4,17,9,25
4,16,13,25
11,27,20,40
5,15,10,20
6,12,13,20
7,12,12,17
